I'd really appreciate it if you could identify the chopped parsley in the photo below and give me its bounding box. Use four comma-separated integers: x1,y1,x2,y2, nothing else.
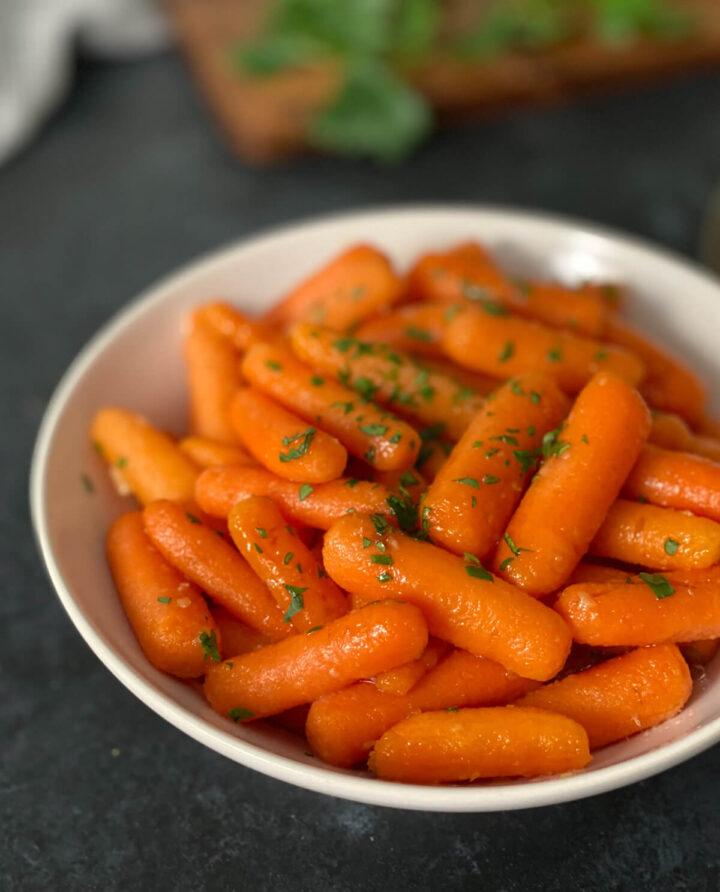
362,537,372,548
483,475,500,484
498,340,514,363
228,707,255,722
377,572,393,583
499,557,514,571
310,375,325,386
116,456,128,469
387,494,417,532
513,450,536,473
370,514,390,536
504,532,532,557
405,326,434,342
199,629,221,663
465,564,494,581
298,484,314,501
530,391,541,404
332,400,355,415
547,348,563,363
638,572,675,599
491,434,518,446
185,512,200,525
265,360,282,371
279,427,316,463
307,626,323,634
282,585,308,622
454,477,479,488
157,596,171,604
664,538,679,556
256,527,268,538
371,554,393,565
360,423,388,436
283,552,294,565
541,427,570,458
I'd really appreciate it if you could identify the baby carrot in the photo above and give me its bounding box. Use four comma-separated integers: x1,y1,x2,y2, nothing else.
106,512,219,678
91,408,199,505
264,245,404,331
607,317,705,424
228,496,347,632
306,649,536,767
369,707,591,783
241,342,420,471
179,436,254,469
195,466,396,528
211,605,272,659
193,301,283,352
229,388,348,483
290,323,485,440
423,372,569,559
516,644,691,749
589,499,720,570
184,313,242,443
204,600,428,720
623,444,720,522
323,514,571,681
142,499,289,640
495,372,651,597
443,307,644,394
408,242,610,336
649,412,720,462
554,576,720,646
374,638,450,695
353,303,449,358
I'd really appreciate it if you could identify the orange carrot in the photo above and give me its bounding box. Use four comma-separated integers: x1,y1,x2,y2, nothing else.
306,649,537,767
589,499,720,570
415,432,453,479
443,306,645,394
193,301,283,352
516,644,691,749
91,408,199,505
354,303,449,358
241,342,420,471
106,512,219,678
495,372,651,596
649,412,720,462
680,638,720,666
142,499,289,639
229,388,348,483
184,313,242,443
195,465,396,528
624,444,720,522
204,600,428,720
374,638,450,695
369,707,591,783
323,513,571,681
607,317,705,424
554,575,720,646
264,245,404,331
423,372,569,559
290,323,485,440
179,436,254,469
408,242,610,336
227,495,347,632
211,605,272,658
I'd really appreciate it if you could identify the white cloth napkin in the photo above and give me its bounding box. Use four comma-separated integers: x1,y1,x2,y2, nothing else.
0,0,168,165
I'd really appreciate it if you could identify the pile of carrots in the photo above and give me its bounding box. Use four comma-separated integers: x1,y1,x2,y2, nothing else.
91,240,720,785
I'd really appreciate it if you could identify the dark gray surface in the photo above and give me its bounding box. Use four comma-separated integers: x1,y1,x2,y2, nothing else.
4,52,720,891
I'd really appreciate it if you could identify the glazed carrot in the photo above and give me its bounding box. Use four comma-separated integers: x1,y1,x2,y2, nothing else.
195,466,396,528
264,245,404,331
374,638,450,695
607,317,705,424
203,600,428,720
91,408,199,505
554,576,720,646
194,301,283,352
228,496,347,632
680,638,720,665
369,707,591,783
290,323,485,440
142,499,289,640
306,649,537,767
516,644,691,749
495,372,651,596
354,303,449,358
423,372,569,559
106,512,219,678
408,242,610,336
565,562,630,586
229,388,348,483
623,444,720,522
241,342,420,471
323,514,572,680
649,412,720,462
179,436,254,469
443,307,644,394
212,605,272,658
184,313,242,443
589,499,720,570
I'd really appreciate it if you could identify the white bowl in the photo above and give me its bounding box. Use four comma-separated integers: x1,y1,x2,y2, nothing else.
31,205,720,812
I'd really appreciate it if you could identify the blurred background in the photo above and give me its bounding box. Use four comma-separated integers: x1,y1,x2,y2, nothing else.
4,2,720,889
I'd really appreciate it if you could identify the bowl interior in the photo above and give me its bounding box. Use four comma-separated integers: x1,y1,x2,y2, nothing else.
32,206,720,811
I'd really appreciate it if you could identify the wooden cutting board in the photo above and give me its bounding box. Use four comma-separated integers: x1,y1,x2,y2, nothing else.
165,0,720,163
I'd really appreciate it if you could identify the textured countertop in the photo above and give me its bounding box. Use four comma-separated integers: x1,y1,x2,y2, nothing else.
4,52,720,891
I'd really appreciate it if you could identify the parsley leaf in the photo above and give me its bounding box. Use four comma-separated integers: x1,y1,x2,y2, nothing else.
199,629,221,663
638,572,675,599
228,707,255,722
664,538,679,556
454,477,479,488
386,494,418,531
298,484,314,501
283,585,308,622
